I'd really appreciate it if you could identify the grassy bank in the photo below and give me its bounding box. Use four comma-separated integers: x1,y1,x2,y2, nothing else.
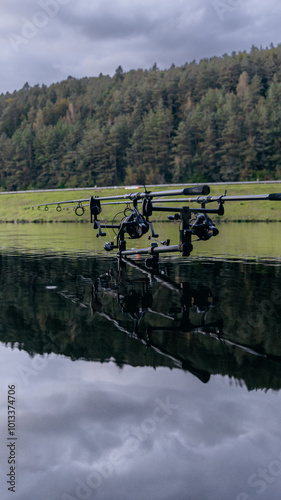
1,182,281,223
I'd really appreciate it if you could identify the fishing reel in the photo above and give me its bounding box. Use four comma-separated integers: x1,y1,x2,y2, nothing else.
124,211,150,239
191,213,219,241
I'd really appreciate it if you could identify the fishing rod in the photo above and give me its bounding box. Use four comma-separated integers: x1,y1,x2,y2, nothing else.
26,184,281,266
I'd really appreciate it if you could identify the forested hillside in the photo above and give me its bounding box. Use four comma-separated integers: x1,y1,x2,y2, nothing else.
1,44,281,190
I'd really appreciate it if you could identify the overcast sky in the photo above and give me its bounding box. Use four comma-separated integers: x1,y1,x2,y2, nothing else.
1,0,281,94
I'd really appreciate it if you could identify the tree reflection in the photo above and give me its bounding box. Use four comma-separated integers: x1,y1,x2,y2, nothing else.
1,253,281,390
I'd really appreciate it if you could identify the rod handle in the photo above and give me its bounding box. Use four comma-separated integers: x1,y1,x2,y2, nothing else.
183,185,210,196
268,193,281,201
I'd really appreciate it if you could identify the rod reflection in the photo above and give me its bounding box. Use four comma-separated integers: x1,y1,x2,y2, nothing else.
76,257,281,389
2,254,281,391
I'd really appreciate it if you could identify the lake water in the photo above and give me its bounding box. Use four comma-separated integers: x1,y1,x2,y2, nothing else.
1,223,281,500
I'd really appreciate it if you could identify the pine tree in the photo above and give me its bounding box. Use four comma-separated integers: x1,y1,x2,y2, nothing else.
219,116,242,181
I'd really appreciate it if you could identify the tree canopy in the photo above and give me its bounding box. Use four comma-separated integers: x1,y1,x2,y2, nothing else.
1,44,281,190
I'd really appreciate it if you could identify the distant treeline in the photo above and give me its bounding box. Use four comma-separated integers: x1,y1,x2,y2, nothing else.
1,44,281,190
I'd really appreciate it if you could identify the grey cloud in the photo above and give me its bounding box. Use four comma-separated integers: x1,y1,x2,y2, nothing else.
1,0,281,102
60,0,208,44
62,10,154,41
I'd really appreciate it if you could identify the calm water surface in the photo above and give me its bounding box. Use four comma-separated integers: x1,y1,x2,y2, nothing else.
1,224,281,500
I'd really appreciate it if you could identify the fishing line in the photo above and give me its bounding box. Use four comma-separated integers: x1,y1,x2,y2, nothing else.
111,203,132,237
150,212,171,245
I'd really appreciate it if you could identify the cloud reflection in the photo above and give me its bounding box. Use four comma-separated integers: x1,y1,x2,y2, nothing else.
1,344,281,500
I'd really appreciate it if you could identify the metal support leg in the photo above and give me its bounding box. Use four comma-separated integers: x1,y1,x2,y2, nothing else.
179,207,193,257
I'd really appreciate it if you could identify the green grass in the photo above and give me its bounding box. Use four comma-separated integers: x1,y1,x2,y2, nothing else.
1,182,281,223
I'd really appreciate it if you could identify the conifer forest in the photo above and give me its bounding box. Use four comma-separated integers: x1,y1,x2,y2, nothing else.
1,44,281,190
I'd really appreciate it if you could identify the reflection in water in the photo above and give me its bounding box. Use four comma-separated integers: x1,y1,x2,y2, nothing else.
1,253,281,391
